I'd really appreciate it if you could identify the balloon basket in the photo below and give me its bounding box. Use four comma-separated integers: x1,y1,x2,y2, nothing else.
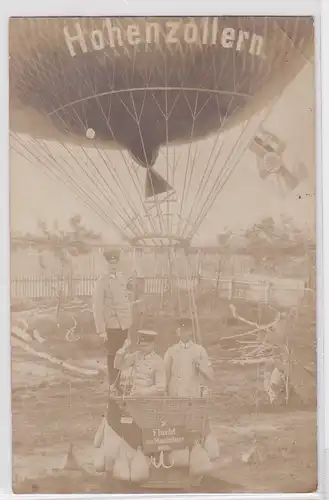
108,396,212,490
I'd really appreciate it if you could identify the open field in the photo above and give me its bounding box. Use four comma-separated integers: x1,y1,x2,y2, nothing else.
11,297,317,494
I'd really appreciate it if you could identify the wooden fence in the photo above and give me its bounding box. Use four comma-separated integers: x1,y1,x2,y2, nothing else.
10,274,308,308
11,275,97,299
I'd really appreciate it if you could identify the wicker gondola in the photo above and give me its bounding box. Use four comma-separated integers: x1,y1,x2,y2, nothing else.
109,394,216,489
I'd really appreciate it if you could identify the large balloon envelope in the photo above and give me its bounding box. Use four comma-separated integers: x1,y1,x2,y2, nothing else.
9,16,314,199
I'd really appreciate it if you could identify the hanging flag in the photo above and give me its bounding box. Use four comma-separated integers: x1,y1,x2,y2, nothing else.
250,128,286,158
250,128,308,192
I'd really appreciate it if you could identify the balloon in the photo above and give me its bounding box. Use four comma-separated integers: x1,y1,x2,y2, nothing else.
9,17,314,229
9,17,313,169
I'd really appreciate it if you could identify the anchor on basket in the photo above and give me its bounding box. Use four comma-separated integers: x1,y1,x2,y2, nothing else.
148,450,174,469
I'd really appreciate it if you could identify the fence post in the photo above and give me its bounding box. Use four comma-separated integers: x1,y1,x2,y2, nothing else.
228,279,233,301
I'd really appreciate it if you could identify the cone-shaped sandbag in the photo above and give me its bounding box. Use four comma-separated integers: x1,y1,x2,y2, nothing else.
62,443,80,471
145,168,173,198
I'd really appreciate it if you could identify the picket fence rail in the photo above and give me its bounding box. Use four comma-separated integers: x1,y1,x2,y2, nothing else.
10,274,309,308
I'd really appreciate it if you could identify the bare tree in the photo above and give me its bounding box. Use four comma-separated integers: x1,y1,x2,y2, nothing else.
241,216,315,276
11,216,102,321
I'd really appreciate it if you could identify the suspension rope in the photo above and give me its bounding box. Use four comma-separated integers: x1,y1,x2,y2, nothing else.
11,134,130,240
48,97,144,236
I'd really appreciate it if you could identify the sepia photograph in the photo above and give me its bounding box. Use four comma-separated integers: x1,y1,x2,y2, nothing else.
9,16,317,494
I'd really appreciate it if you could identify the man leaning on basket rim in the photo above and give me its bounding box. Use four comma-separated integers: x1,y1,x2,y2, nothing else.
164,317,214,398
113,329,166,397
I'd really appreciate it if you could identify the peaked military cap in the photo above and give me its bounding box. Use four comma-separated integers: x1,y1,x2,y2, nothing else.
103,248,121,262
137,330,158,342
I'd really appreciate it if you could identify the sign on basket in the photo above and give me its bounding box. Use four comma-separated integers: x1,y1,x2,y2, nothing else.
142,426,187,454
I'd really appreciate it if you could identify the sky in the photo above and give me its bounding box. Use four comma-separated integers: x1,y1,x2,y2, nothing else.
10,61,316,245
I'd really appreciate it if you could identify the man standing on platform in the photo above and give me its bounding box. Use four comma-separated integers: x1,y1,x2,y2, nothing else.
92,248,132,388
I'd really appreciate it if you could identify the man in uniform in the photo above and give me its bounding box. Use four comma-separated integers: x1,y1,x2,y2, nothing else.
105,330,166,450
114,329,166,397
164,317,214,397
92,248,132,388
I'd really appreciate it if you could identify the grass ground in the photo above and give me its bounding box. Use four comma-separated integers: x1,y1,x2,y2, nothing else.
11,297,317,494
